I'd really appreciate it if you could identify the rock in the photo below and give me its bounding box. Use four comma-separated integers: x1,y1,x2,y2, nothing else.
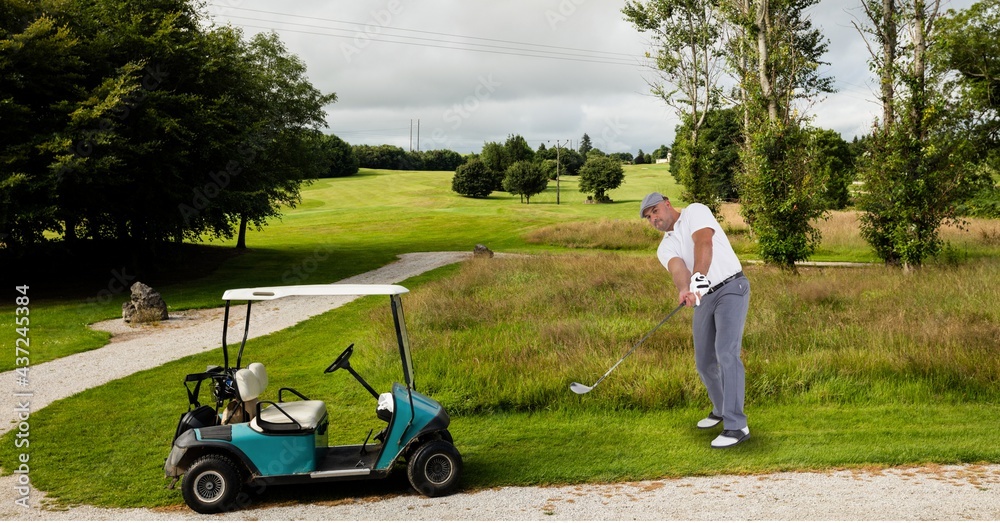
122,282,168,324
473,244,494,258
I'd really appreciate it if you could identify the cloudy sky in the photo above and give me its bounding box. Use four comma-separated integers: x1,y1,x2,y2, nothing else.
207,0,975,155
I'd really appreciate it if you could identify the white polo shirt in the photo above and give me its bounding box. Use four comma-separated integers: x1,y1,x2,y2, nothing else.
656,203,742,285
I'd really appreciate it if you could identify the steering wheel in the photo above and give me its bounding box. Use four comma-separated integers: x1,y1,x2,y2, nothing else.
325,343,354,373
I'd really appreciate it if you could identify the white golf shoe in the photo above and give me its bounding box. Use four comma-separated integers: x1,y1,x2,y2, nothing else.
711,427,750,448
697,412,723,429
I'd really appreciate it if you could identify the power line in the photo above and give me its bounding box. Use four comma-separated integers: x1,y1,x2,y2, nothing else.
209,4,636,59
330,126,411,135
208,6,644,67
223,14,636,64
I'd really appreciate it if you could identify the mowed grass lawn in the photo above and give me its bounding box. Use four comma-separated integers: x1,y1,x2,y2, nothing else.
3,164,1000,509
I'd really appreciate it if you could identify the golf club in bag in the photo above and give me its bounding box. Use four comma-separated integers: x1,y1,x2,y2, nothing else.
570,302,686,395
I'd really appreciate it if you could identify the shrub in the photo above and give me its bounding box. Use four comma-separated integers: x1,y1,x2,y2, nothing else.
451,159,494,198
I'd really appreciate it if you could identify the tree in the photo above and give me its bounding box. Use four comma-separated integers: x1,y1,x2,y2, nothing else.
635,149,647,164
0,5,86,249
502,160,548,203
318,133,358,178
559,148,586,175
609,152,634,164
217,31,336,249
855,0,987,268
670,107,743,203
578,133,593,155
452,158,494,198
727,0,835,127
353,144,412,169
854,0,898,128
1,0,334,253
578,157,625,203
936,0,1000,156
809,128,854,209
479,141,509,190
728,0,835,270
504,134,534,163
418,149,464,171
651,144,670,160
624,0,727,211
738,122,829,270
936,0,1000,217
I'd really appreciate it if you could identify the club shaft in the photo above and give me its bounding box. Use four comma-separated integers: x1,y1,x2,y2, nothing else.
589,303,686,389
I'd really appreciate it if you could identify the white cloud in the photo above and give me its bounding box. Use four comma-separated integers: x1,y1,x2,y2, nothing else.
211,0,976,154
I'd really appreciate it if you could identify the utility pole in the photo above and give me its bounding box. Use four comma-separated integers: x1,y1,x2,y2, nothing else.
409,119,413,152
548,139,569,205
556,140,562,205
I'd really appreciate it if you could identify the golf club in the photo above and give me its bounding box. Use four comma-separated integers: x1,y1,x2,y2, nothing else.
570,302,686,395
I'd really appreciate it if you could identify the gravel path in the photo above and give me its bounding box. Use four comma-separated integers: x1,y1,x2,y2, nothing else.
3,465,999,520
3,251,999,520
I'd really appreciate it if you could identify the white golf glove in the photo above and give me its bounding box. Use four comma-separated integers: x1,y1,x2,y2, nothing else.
689,272,711,306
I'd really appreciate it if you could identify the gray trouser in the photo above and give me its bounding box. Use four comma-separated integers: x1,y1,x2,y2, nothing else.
692,275,750,430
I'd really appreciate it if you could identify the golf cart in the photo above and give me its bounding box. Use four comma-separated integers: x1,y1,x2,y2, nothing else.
163,284,462,514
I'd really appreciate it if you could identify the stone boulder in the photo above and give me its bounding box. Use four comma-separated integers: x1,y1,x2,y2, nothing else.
473,244,494,258
122,282,168,324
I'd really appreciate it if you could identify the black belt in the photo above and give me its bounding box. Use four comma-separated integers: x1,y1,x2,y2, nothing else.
705,271,744,295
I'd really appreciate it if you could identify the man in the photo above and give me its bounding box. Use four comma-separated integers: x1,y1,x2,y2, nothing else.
640,192,751,448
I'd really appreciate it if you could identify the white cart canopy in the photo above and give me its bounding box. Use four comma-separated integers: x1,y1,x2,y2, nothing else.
222,284,409,301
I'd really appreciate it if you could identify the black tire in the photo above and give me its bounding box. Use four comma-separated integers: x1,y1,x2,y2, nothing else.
407,440,462,497
181,454,244,514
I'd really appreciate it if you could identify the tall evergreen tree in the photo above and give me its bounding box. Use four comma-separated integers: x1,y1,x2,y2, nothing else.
578,133,593,155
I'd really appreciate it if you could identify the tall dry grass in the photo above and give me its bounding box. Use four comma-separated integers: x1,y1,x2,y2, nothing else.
524,219,662,250
362,254,1000,414
525,204,1000,262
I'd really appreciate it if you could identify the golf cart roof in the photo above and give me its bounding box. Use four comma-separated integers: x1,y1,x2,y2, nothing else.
222,284,409,301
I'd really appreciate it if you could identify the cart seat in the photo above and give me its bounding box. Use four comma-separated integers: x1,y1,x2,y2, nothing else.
235,364,327,433
252,400,327,433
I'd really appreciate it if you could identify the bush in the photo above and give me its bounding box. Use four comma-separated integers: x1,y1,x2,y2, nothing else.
451,159,494,198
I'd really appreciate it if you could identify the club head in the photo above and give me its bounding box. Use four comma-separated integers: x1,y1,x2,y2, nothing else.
569,382,593,395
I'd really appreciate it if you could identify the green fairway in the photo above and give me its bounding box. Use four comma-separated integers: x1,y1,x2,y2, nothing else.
3,164,999,509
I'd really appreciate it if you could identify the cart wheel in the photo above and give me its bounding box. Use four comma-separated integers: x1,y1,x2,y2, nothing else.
181,454,243,514
407,440,462,497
